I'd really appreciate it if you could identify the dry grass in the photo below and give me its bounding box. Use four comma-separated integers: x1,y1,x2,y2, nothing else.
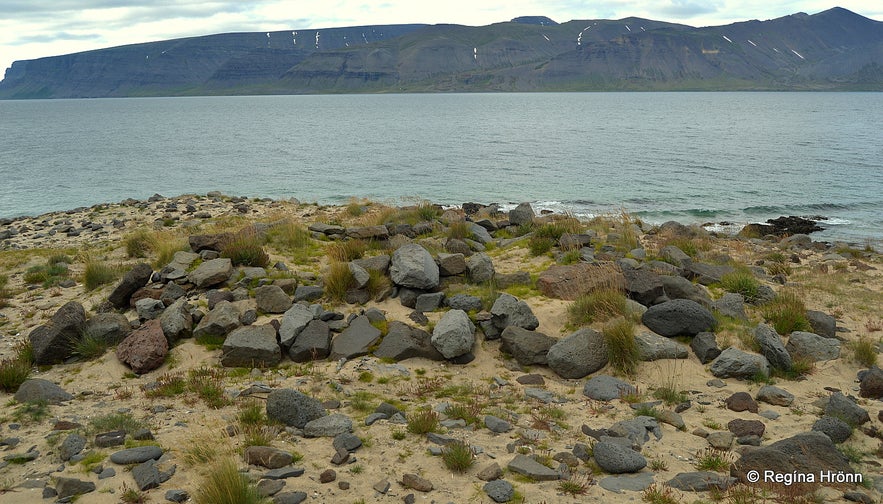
760,290,811,335
193,457,269,504
327,239,367,262
323,262,355,303
568,287,629,326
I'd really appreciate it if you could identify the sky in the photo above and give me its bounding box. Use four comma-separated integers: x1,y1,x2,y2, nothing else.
2,1,881,77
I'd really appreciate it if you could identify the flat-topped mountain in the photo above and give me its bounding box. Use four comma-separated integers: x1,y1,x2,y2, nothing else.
1,7,881,98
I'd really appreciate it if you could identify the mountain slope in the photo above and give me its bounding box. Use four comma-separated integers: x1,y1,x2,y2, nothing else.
1,8,881,98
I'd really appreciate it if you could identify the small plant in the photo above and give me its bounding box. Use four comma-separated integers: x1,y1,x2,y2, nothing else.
760,290,811,334
323,261,355,303
604,318,640,376
23,257,70,287
720,270,760,302
82,258,121,291
528,235,555,256
88,412,146,434
446,400,483,426
358,371,374,383
346,199,365,217
649,458,669,471
851,336,879,368
327,239,367,262
568,287,628,326
557,474,592,495
12,400,49,424
220,228,270,267
693,448,735,472
391,429,406,440
406,408,440,435
237,400,266,426
642,483,681,504
633,404,660,419
447,221,470,240
441,441,474,472
120,483,147,503
72,331,111,360
0,274,12,308
0,356,31,393
702,419,722,430
651,386,687,406
193,457,269,504
839,444,864,464
125,229,154,258
349,464,364,474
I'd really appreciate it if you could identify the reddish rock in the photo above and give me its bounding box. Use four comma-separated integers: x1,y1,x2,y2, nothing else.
536,263,625,300
727,419,765,438
116,320,168,374
725,392,759,413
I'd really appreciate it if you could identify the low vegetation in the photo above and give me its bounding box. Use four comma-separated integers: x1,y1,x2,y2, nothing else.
220,227,270,267
568,288,628,327
760,290,811,334
193,457,269,504
603,318,640,376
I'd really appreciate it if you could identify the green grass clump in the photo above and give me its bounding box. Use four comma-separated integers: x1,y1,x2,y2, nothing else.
557,475,592,496
82,258,122,291
220,228,270,267
568,287,628,326
323,262,355,303
88,412,147,434
406,408,440,435
327,239,368,262
193,457,269,504
237,401,267,426
0,274,12,308
0,357,32,393
447,221,470,240
851,336,879,368
72,331,111,360
693,448,735,472
441,441,474,473
760,290,811,335
445,400,483,426
720,269,760,302
652,386,687,406
642,483,681,504
23,258,70,287
12,400,50,424
528,235,555,256
125,229,153,258
604,318,640,376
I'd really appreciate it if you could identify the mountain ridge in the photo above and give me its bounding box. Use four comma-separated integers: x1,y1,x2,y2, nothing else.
2,7,881,98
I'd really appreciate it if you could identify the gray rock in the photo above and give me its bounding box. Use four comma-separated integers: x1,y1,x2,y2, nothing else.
508,202,535,226
437,253,467,276
293,285,323,302
330,315,381,360
608,416,663,446
28,301,86,364
273,491,308,504
159,298,192,343
478,462,503,481
221,324,281,368
59,433,86,461
466,252,495,283
445,294,483,312
288,319,332,362
84,312,132,345
95,430,126,447
414,292,445,312
500,326,555,366
333,432,363,453
756,385,795,406
731,432,853,484
135,298,165,321
108,263,153,308
491,293,539,332
303,413,353,437
193,300,240,340
656,410,685,430
806,310,837,338
583,375,636,401
255,285,292,314
353,254,390,274
109,446,163,464
264,467,305,480
132,459,173,491
660,245,690,268
348,262,370,289
484,415,512,433
622,268,664,307
507,454,559,481
13,378,72,404
860,366,883,399
390,244,439,290
635,332,688,361
710,347,770,379
641,299,716,337
706,432,734,450
187,258,233,288
431,309,475,359
373,321,444,361
593,441,647,474
690,332,721,364
667,472,735,492
244,446,294,469
785,331,840,362
662,275,713,307
825,392,870,426
266,389,326,428
278,303,315,350
812,416,852,444
547,328,608,379
346,225,389,240
685,262,735,286
754,324,792,371
55,477,96,499
712,292,747,320
484,479,515,503
165,490,189,503
598,473,656,493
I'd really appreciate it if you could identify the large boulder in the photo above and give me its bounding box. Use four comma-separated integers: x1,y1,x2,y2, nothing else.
537,263,625,300
278,303,315,350
785,331,840,362
635,332,688,361
329,315,382,360
266,389,326,428
373,321,445,362
806,310,836,338
690,332,721,364
254,285,292,314
437,253,467,276
684,262,735,286
753,324,792,371
221,325,281,368
825,392,870,426
622,268,664,307
712,293,747,320
288,319,332,362
547,328,608,379
508,202,535,226
583,375,636,401
14,378,73,404
500,326,555,366
389,244,439,290
193,300,240,341
710,348,770,379
116,319,168,374
593,440,647,474
29,301,87,365
859,366,883,399
108,263,153,309
466,252,495,283
187,258,233,289
159,298,192,344
84,312,132,345
731,432,852,484
490,294,539,334
431,309,476,359
641,299,716,337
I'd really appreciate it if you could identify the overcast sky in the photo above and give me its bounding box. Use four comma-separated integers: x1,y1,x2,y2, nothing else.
2,1,881,77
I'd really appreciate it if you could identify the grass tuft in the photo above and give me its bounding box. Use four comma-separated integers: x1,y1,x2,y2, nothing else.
760,290,811,335
441,441,474,473
82,258,121,291
220,228,270,267
851,336,879,368
327,239,368,262
193,457,269,504
720,269,760,302
568,287,628,326
693,448,735,472
323,262,355,303
406,408,440,435
603,318,640,376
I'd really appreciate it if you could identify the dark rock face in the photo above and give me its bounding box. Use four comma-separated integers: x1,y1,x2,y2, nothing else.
389,244,439,290
753,324,792,371
221,324,281,368
373,321,444,361
690,332,721,364
825,392,870,426
14,378,73,404
812,416,852,443
108,263,153,309
622,268,664,306
537,263,625,300
641,299,716,337
329,315,382,360
266,389,326,428
731,432,851,484
289,319,332,362
766,216,824,235
500,326,555,366
859,366,883,399
84,312,132,345
547,328,608,379
28,301,86,364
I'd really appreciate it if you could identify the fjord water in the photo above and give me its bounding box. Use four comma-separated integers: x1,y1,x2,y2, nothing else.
1,92,881,244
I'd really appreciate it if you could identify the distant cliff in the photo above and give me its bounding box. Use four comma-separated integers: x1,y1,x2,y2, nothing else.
2,7,882,98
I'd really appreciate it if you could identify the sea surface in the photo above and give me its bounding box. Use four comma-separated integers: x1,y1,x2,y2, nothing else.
1,92,881,244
